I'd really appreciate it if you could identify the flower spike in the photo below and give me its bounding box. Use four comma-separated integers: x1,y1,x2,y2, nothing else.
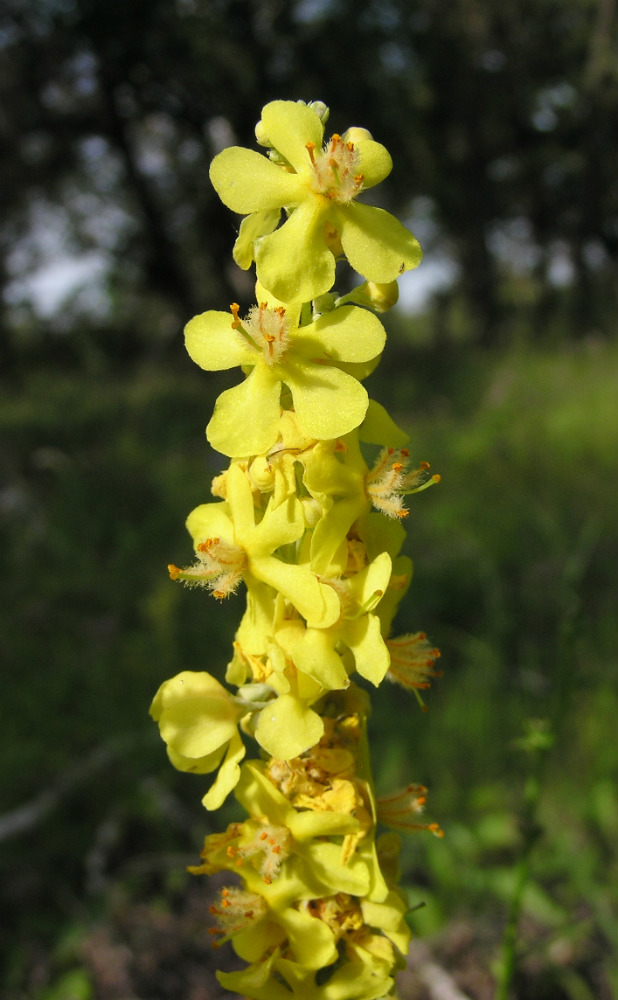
151,97,443,998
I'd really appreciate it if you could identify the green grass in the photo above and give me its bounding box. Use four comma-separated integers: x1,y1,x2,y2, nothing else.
1,336,616,998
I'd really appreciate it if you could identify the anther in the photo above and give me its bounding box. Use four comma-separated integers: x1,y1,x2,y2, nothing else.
230,303,241,329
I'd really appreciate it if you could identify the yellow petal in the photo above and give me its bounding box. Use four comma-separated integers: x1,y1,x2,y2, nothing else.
202,732,246,810
294,305,386,363
337,201,422,282
276,620,349,690
256,198,334,302
185,310,253,370
285,361,369,440
260,100,324,174
255,694,324,758
356,138,393,189
210,146,302,213
234,209,281,269
206,366,281,458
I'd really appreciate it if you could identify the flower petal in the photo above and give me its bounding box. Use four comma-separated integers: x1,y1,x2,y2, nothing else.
255,557,340,629
356,139,392,189
210,146,303,213
225,461,261,543
294,305,386,364
217,952,288,1000
206,366,281,457
337,201,422,282
310,497,367,576
360,399,410,447
250,493,305,556
284,361,369,440
276,620,349,690
234,209,281,269
339,614,390,686
255,694,324,759
158,694,238,759
278,906,338,970
260,100,324,174
202,731,246,810
256,198,334,302
185,310,253,371
166,742,225,774
185,502,234,548
361,892,411,955
305,842,371,897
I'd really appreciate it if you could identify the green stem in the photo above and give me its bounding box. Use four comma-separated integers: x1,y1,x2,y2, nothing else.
495,754,546,1000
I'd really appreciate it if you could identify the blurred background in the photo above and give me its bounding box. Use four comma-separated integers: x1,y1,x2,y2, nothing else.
1,1,616,998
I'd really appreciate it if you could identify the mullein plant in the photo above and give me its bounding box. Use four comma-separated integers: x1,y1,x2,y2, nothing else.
150,99,443,1000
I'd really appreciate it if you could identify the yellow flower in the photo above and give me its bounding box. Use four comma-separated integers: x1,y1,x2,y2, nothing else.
171,462,340,629
149,671,245,810
217,950,394,1000
210,100,422,302
184,298,385,457
191,760,371,899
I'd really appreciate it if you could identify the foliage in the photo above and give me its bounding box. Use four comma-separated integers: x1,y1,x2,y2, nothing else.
1,0,616,370
1,334,616,997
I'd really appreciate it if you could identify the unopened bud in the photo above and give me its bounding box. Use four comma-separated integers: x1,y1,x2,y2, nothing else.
307,100,330,125
254,119,272,147
342,126,373,144
337,280,399,313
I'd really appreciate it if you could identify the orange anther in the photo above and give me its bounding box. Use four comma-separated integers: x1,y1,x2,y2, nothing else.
230,302,241,328
419,460,430,470
168,564,181,580
306,141,316,165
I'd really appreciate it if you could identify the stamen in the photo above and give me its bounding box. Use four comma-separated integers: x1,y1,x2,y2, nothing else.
366,449,439,519
230,302,242,329
378,784,444,837
230,302,290,366
386,632,443,699
208,886,267,942
168,537,247,597
307,132,363,203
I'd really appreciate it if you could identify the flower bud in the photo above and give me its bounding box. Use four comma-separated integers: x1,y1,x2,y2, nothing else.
337,280,399,313
342,126,373,144
307,100,330,124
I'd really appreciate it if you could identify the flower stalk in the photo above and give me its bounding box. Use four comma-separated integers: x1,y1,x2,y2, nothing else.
151,99,442,999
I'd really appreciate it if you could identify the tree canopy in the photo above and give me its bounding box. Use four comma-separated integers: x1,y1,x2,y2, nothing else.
1,0,616,370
